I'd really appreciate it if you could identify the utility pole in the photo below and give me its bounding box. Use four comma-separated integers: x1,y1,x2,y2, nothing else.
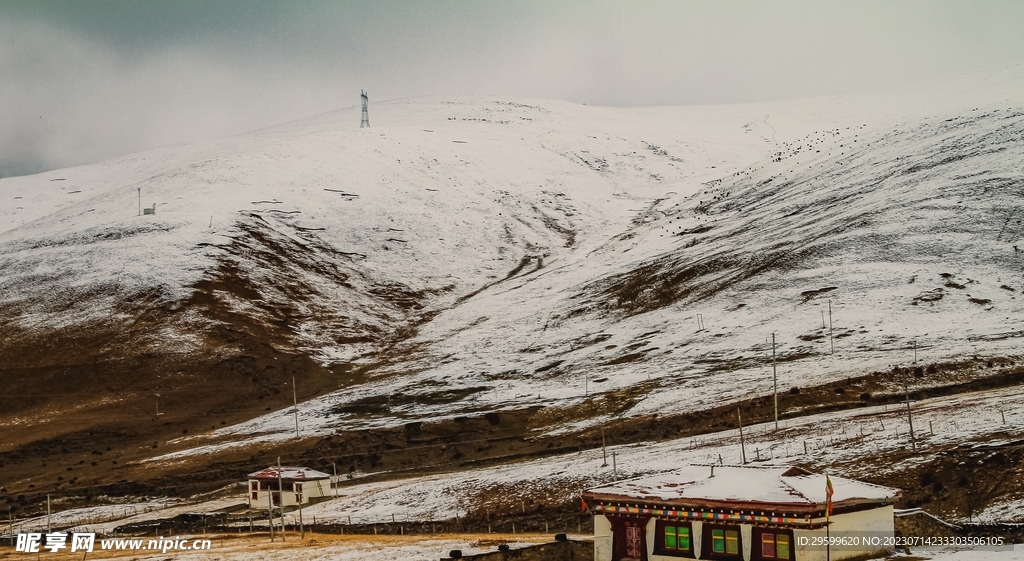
772,333,778,431
601,429,608,467
737,408,747,464
828,299,834,355
267,483,274,541
46,494,51,534
913,341,917,363
138,187,141,216
277,457,286,541
611,451,617,479
298,489,304,539
904,384,916,451
292,377,299,438
247,484,253,533
332,463,338,497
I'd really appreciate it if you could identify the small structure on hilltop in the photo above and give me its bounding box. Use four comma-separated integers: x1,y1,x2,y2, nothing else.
247,466,331,509
583,464,899,561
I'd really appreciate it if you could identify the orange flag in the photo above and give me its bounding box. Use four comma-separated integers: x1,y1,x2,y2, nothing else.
825,475,834,520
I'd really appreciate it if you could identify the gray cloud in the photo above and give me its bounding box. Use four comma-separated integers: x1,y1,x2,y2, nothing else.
2,1,1023,177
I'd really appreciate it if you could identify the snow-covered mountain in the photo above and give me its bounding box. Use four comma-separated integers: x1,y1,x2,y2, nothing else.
2,63,1023,472
0,98,769,364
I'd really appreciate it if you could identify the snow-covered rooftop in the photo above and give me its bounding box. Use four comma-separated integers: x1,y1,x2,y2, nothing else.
584,464,898,509
247,466,331,481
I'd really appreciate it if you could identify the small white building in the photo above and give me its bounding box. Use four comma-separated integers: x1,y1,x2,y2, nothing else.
583,464,899,561
247,466,331,509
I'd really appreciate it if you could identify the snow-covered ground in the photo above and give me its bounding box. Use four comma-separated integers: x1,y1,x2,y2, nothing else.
977,499,1024,525
10,388,1024,552
288,385,1024,526
6,495,247,535
17,381,1020,544
901,545,1024,561
7,498,176,535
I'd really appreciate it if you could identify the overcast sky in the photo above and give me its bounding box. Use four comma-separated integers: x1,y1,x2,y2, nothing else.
2,1,1023,178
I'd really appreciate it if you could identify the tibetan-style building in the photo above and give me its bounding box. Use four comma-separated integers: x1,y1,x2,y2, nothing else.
583,464,899,561
247,466,331,508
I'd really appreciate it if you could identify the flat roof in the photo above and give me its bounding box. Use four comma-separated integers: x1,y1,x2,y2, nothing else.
247,466,331,481
584,464,898,509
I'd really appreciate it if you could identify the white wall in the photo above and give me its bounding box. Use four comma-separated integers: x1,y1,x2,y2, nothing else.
594,514,613,561
299,479,329,499
793,506,894,561
250,490,299,508
248,478,331,507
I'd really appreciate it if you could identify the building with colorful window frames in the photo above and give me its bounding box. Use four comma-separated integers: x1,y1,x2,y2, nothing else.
583,464,899,561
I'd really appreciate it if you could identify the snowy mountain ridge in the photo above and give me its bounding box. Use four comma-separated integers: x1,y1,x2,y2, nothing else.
2,64,1024,473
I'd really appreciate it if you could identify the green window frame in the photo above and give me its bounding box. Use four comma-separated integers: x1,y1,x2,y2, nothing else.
725,530,739,554
777,534,790,559
664,525,691,551
712,528,740,555
712,529,725,553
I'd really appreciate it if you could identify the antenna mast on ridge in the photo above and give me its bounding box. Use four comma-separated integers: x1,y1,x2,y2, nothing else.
360,90,370,128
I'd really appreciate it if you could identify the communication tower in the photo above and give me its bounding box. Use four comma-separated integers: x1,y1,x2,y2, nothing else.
360,90,369,128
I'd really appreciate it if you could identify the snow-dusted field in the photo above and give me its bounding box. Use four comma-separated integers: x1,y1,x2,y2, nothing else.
6,495,247,535
7,499,177,535
288,385,1024,526
904,545,1024,560
24,382,1024,538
